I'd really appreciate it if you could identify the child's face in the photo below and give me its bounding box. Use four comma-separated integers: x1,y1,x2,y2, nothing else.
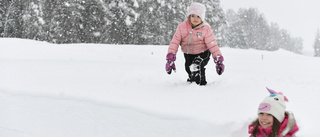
190,14,202,27
258,112,274,129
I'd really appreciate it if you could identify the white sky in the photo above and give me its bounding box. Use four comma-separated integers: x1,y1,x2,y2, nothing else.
220,0,320,51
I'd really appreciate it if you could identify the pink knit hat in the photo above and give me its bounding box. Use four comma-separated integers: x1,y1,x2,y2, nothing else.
187,2,206,20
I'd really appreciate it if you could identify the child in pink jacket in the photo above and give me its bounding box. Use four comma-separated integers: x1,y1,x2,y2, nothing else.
249,88,299,137
165,2,224,85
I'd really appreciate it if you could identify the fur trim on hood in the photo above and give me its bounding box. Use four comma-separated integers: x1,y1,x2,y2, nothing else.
281,111,297,137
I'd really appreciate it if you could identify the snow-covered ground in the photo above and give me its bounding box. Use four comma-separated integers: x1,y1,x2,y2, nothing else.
0,38,319,137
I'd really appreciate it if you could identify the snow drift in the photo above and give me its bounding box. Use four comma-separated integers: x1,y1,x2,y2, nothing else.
1,38,319,137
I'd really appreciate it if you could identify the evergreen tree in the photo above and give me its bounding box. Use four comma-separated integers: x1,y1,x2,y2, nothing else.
105,0,136,44
314,29,320,57
0,0,6,36
45,0,68,43
226,21,248,48
291,37,303,54
224,9,248,48
237,8,269,49
81,0,105,43
162,0,189,45
0,0,23,37
158,0,174,45
21,0,46,40
132,1,162,45
266,23,281,51
278,29,294,52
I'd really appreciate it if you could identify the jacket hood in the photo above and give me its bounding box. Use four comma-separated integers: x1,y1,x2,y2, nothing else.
280,111,298,137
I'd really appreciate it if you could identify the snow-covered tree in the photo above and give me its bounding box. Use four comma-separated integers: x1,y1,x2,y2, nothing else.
237,8,269,49
224,9,248,48
51,0,73,43
105,0,137,44
277,29,302,54
314,29,320,57
266,23,281,51
80,0,106,43
131,1,161,45
21,0,47,41
0,0,23,37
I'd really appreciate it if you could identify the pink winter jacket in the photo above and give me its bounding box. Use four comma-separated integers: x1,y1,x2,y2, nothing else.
168,20,222,58
248,114,299,137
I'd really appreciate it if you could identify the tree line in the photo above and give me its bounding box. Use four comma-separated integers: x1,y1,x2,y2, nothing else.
224,8,303,54
1,0,318,55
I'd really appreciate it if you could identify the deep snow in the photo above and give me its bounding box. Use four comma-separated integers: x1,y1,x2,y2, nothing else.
0,38,319,137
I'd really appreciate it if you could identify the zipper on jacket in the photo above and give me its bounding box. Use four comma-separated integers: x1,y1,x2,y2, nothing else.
186,22,208,54
187,28,194,54
263,132,266,137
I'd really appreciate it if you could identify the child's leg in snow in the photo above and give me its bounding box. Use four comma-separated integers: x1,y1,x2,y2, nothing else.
198,50,210,85
184,53,196,81
184,50,210,85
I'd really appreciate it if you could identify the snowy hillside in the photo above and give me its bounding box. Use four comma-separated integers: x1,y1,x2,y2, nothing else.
0,38,319,137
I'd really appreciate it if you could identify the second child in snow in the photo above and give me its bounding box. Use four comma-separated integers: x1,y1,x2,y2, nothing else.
165,2,224,85
249,88,299,137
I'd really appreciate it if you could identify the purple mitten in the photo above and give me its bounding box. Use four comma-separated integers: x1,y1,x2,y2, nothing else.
214,56,224,75
166,53,176,74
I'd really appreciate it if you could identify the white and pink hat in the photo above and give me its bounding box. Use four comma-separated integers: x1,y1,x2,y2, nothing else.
187,2,206,20
258,87,289,123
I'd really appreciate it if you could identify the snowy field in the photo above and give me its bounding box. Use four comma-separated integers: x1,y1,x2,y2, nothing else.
0,38,319,137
